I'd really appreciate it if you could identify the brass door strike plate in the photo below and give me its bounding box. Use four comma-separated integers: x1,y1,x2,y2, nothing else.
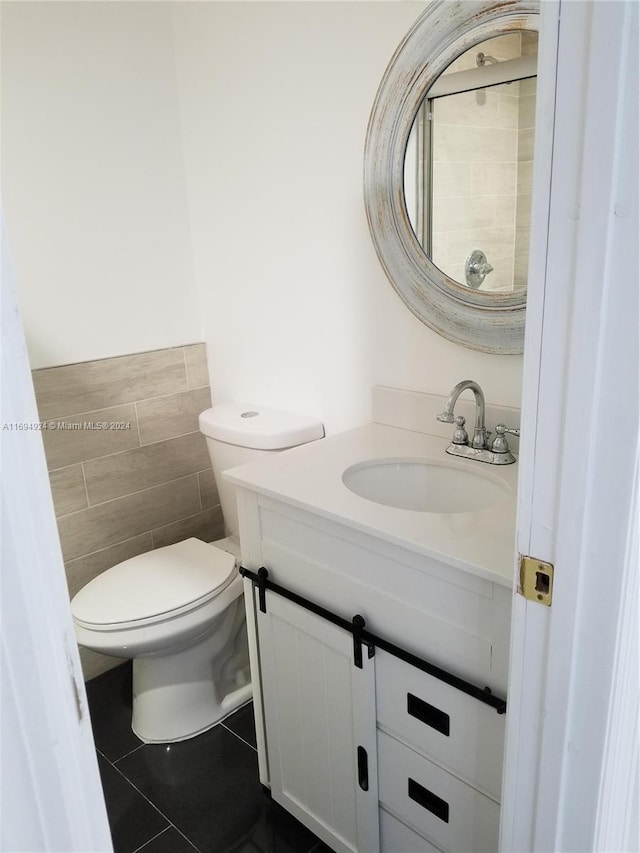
519,556,554,606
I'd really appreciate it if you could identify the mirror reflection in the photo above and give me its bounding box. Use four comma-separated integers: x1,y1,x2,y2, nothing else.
405,31,538,293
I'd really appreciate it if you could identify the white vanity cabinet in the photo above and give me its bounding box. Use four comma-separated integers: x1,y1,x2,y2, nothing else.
234,484,512,853
255,590,379,853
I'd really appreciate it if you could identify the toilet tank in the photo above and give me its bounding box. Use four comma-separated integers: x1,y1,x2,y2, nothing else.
199,403,324,538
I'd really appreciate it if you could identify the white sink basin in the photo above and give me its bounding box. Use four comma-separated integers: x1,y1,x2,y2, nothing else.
342,457,510,513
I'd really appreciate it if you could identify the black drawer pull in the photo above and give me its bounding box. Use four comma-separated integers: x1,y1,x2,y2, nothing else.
408,778,449,823
357,746,369,791
407,693,450,737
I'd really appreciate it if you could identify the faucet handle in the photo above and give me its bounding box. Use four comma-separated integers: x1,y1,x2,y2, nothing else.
452,415,468,445
492,424,520,454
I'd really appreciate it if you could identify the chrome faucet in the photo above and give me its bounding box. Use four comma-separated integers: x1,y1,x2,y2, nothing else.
437,380,490,449
436,380,518,465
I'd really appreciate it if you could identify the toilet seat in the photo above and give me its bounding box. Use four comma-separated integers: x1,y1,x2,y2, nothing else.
71,538,236,631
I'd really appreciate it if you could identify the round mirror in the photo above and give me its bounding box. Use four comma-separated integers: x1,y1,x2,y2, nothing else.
364,0,539,354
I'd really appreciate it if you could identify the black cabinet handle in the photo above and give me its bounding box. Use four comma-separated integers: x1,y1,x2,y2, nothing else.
407,693,450,737
408,778,449,823
357,746,369,791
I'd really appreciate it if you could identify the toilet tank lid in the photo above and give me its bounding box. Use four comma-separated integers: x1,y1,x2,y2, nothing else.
70,539,236,626
199,403,324,450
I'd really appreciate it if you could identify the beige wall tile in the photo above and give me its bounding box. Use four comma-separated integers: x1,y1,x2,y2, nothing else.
516,193,532,230
480,255,516,291
433,90,500,129
496,92,520,129
518,128,535,162
41,404,139,470
432,196,494,232
489,32,525,61
517,161,534,196
151,507,224,549
184,343,210,389
33,348,188,420
432,162,472,199
445,226,516,261
495,194,517,227
520,77,536,97
83,432,210,505
513,253,530,290
79,647,121,681
58,475,201,561
441,262,464,285
471,163,517,197
65,533,153,599
422,30,535,298
137,387,212,446
198,468,219,509
521,31,539,56
434,125,517,164
50,464,88,517
515,225,531,258
518,93,537,130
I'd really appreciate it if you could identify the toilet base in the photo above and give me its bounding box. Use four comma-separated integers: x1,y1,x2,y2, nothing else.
132,679,253,744
131,599,251,743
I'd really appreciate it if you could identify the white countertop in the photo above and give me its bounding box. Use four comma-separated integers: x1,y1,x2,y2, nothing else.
224,423,518,587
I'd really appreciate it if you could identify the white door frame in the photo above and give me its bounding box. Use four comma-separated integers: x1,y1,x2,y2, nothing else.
501,1,639,850
0,218,112,852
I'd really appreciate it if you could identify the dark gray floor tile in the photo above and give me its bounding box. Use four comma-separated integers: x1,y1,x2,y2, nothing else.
86,662,143,762
223,702,257,749
116,725,318,853
135,826,199,853
232,797,324,853
97,753,169,853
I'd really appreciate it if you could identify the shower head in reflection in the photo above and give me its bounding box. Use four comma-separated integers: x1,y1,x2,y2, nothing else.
476,52,498,66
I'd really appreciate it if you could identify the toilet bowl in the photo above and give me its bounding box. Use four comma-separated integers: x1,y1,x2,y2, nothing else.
72,537,251,743
71,402,324,743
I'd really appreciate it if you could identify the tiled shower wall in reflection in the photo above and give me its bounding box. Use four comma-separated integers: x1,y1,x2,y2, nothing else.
32,343,222,680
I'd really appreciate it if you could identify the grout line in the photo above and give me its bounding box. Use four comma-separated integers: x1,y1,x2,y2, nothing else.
131,826,171,853
149,505,219,537
67,431,204,476
220,724,257,753
136,430,207,450
80,461,91,509
65,503,222,565
171,824,201,852
33,343,205,373
55,472,202,519
64,532,153,567
114,741,146,763
133,401,143,448
126,383,211,407
38,400,142,423
182,347,191,391
108,761,179,840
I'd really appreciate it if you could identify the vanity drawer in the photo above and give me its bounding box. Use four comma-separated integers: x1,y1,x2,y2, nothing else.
375,650,505,800
379,806,443,853
377,731,500,853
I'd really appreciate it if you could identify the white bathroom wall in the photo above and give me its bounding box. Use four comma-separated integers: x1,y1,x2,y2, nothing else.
1,2,201,369
2,0,524,419
172,2,524,436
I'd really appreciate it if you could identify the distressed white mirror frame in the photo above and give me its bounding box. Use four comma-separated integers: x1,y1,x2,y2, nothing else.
364,0,539,354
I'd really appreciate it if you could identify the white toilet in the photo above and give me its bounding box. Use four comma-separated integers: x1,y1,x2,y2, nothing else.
71,403,324,743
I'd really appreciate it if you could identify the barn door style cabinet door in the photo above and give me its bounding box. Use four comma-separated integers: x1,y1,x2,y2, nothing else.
256,589,380,853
